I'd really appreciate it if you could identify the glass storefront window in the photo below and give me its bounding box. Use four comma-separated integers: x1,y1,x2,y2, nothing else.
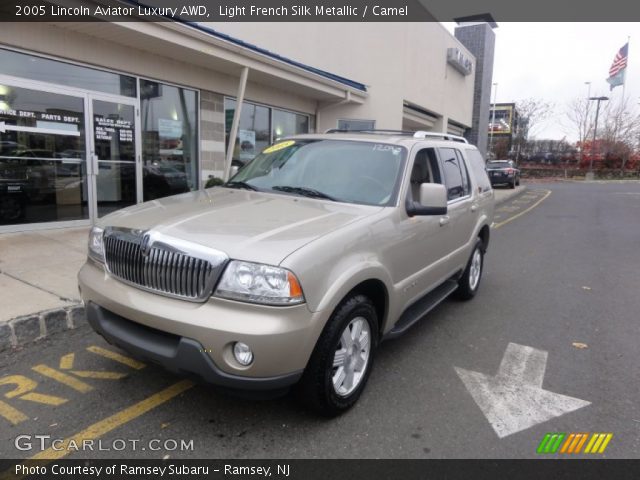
0,85,88,225
140,80,198,201
0,48,136,97
272,109,309,141
225,98,271,166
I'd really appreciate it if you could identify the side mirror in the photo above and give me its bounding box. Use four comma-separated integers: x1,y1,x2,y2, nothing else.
230,165,239,177
406,183,448,217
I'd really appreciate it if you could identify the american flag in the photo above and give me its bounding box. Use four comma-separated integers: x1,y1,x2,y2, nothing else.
608,43,629,77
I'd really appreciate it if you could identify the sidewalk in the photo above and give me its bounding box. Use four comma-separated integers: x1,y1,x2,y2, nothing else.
0,227,89,351
494,184,527,205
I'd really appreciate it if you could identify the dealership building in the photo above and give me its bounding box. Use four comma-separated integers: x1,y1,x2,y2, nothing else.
0,11,495,232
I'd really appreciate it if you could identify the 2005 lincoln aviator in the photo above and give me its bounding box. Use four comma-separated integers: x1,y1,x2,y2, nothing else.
78,131,494,415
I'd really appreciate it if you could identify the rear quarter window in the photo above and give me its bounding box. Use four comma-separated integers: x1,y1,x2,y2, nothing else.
466,149,492,193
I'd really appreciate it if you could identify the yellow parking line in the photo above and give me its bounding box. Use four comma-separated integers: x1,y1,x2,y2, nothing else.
494,190,551,229
59,353,75,370
31,365,93,393
20,392,68,406
0,400,28,425
87,345,146,370
29,379,194,460
71,371,127,380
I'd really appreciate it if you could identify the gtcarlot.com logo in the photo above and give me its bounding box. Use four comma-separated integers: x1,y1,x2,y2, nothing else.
537,432,613,454
15,434,194,452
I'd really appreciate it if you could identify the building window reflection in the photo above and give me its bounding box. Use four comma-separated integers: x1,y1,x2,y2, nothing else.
140,80,199,201
225,99,311,166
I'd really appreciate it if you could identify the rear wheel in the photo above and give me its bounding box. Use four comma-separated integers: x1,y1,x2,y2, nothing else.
456,239,484,300
296,294,378,416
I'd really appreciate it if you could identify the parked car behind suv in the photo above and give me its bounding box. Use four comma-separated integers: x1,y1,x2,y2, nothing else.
78,131,495,415
487,159,520,188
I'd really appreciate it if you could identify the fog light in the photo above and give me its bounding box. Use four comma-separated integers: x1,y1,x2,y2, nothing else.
233,342,253,366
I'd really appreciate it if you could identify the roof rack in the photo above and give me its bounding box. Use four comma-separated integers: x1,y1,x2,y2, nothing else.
411,131,469,143
324,129,414,135
324,129,468,144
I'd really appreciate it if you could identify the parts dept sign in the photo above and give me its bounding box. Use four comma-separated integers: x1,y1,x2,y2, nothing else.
0,107,81,125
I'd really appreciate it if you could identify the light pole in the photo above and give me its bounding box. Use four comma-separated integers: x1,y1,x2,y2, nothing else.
588,96,609,176
584,81,591,100
489,82,498,159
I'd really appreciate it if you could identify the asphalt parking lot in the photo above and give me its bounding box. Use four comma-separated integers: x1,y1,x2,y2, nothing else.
1,181,638,460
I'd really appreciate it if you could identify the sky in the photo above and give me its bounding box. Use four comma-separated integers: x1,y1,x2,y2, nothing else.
444,22,640,141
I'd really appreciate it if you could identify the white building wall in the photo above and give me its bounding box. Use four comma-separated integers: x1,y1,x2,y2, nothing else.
206,22,476,132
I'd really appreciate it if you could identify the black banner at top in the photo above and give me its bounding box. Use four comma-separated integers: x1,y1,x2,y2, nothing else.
1,0,640,22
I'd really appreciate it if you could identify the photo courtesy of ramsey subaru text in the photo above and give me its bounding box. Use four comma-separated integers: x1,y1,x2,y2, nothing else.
78,130,495,415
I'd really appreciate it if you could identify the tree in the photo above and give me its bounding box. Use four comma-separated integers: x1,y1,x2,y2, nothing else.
563,97,594,166
512,98,554,161
564,97,640,172
599,99,640,173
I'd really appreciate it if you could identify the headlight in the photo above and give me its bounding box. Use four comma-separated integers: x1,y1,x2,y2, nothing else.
215,261,304,305
88,226,105,263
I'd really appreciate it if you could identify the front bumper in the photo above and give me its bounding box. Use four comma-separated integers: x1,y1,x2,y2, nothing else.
86,302,302,391
78,261,328,388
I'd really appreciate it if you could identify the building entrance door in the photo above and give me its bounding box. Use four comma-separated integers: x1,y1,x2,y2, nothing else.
87,95,141,219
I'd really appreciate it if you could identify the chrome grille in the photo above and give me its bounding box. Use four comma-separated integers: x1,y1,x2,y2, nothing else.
103,228,228,302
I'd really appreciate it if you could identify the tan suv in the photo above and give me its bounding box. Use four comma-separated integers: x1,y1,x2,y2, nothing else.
78,131,494,415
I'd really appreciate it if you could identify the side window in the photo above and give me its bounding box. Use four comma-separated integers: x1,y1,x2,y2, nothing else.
455,150,471,196
409,149,430,202
466,149,492,193
439,147,468,201
426,148,442,185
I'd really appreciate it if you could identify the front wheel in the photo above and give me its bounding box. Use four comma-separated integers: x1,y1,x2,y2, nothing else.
295,295,378,416
456,240,484,300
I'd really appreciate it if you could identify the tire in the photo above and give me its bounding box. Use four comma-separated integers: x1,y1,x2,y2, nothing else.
295,294,378,416
455,239,484,301
510,179,516,189
516,177,521,186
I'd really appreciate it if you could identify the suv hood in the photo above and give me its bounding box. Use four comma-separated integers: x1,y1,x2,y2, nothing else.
99,188,382,265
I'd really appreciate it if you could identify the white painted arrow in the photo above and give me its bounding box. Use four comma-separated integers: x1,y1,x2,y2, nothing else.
0,121,79,137
455,343,590,438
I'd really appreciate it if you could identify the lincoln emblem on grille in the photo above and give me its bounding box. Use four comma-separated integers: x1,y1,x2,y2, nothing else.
140,233,151,257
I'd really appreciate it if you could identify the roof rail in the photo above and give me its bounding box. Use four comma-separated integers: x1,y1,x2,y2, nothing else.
412,131,469,143
324,129,414,135
324,129,469,144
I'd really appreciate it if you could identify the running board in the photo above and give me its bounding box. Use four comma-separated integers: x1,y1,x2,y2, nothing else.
384,279,459,340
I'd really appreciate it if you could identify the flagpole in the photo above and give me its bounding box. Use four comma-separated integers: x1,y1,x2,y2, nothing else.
621,36,630,104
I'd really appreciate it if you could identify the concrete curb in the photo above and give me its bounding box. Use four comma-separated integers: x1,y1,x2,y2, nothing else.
495,185,528,206
0,303,86,352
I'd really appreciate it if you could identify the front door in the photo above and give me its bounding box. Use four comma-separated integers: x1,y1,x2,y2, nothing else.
88,95,140,220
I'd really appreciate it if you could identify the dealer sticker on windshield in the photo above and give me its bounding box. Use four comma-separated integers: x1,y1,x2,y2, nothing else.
263,140,295,154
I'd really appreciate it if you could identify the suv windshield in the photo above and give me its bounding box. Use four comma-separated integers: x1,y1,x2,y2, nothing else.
228,139,406,206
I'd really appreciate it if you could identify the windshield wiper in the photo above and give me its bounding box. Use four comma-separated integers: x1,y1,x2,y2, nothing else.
271,185,337,201
224,181,258,191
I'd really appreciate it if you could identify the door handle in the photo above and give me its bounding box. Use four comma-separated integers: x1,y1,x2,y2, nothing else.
439,216,450,226
471,204,478,212
91,154,99,176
